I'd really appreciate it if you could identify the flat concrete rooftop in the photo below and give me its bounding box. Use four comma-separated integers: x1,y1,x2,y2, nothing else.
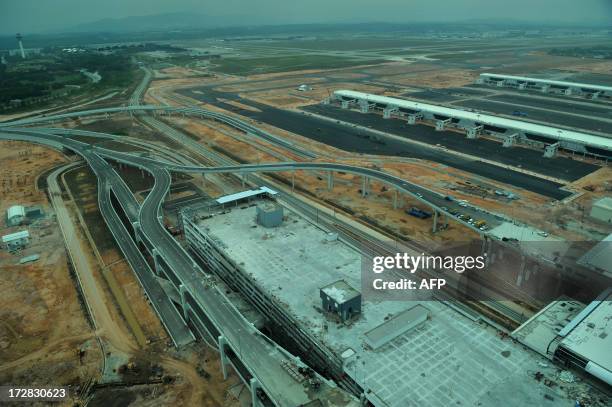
194,200,603,407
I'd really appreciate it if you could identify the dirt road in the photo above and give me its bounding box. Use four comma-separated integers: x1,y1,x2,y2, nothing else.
47,163,137,356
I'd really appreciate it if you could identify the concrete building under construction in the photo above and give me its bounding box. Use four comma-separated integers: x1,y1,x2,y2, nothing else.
182,194,574,407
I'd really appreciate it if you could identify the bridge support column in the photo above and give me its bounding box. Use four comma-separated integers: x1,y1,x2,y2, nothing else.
152,248,162,277
361,176,369,198
250,377,262,407
466,125,483,139
392,190,401,209
327,171,334,191
518,83,527,90
540,84,550,93
432,210,439,233
564,88,573,96
241,173,247,187
179,284,189,322
383,106,399,119
503,133,518,148
341,100,352,109
359,100,375,113
218,335,229,380
407,113,422,125
435,119,451,131
543,142,560,158
132,221,142,244
291,171,295,192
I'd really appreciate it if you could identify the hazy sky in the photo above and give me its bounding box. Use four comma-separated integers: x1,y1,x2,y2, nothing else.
1,0,611,34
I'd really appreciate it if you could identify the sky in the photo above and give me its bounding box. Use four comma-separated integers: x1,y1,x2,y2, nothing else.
1,0,611,34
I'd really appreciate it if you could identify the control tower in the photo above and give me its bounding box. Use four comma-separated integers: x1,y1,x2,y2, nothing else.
16,33,25,59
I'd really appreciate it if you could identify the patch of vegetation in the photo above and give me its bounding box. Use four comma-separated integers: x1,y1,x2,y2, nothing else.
211,55,386,75
0,49,138,111
261,38,439,51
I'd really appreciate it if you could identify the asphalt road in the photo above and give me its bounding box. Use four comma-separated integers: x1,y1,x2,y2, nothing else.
179,88,578,199
453,99,612,134
489,94,612,117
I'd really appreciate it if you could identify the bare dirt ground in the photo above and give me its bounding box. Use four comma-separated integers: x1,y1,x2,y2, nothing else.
0,142,103,398
0,141,243,406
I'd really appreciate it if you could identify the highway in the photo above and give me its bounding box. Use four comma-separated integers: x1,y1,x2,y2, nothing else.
0,128,359,407
1,130,194,347
0,104,317,160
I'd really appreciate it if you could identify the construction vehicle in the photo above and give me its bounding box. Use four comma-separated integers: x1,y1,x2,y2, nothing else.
406,207,432,219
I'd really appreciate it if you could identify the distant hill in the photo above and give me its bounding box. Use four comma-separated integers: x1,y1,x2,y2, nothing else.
65,12,249,33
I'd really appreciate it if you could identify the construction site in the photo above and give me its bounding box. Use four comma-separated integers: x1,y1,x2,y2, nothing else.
1,16,611,407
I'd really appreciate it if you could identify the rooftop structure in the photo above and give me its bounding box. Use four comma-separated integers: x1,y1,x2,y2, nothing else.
590,197,612,224
320,279,361,322
2,229,29,251
479,73,612,97
332,90,612,157
6,205,26,226
184,198,580,407
513,289,612,386
215,186,278,205
555,289,612,386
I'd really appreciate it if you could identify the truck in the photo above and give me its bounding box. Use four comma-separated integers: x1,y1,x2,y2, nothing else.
406,207,432,219
474,220,487,228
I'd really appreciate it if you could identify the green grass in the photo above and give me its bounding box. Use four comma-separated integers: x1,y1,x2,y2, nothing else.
261,38,444,51
211,55,386,75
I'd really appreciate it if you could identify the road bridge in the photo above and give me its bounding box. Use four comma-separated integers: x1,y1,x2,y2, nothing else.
0,129,359,407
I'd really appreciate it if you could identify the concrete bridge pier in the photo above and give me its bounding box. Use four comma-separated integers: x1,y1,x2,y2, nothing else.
152,248,162,277
466,125,483,139
179,284,190,321
359,100,376,113
392,189,403,209
407,113,422,125
218,335,229,380
503,133,518,148
435,119,451,131
383,106,399,119
544,142,559,158
432,210,439,233
291,171,295,192
250,377,262,407
361,176,369,198
327,171,334,191
341,99,355,109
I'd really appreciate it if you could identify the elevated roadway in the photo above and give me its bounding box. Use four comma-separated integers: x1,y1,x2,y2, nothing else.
0,128,358,407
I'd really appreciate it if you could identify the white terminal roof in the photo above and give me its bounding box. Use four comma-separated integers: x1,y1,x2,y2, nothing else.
2,230,29,242
480,73,612,93
7,205,25,219
334,90,612,152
